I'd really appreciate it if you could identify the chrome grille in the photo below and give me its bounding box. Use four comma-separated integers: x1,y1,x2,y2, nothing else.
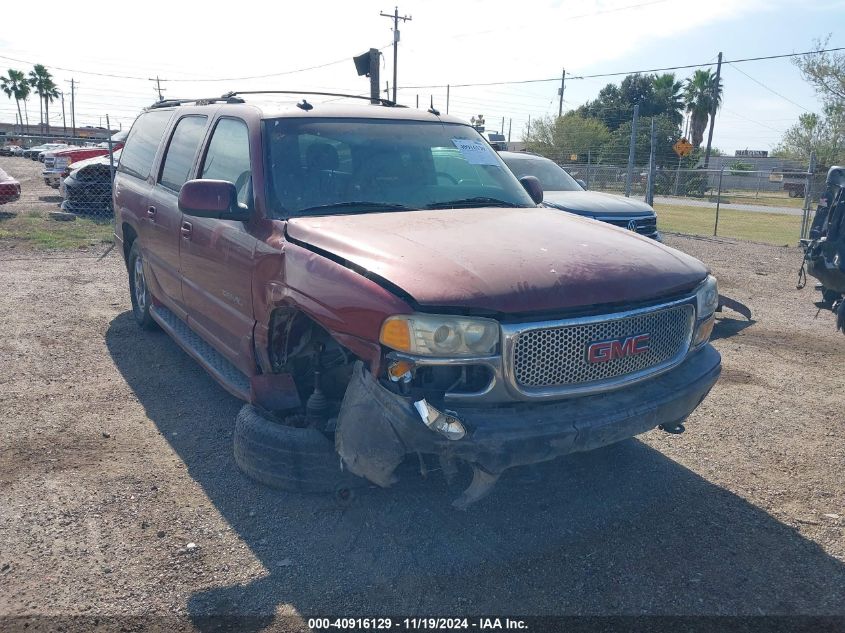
511,304,694,390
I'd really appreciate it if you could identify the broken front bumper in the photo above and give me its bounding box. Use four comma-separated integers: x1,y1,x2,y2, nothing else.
336,345,721,486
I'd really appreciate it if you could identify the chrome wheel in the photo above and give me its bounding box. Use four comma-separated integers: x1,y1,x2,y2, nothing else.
133,253,147,314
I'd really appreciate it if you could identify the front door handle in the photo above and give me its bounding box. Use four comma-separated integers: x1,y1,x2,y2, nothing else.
147,205,157,218
180,221,193,240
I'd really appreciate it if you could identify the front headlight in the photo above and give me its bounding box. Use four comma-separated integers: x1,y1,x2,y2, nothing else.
380,314,499,357
695,275,718,318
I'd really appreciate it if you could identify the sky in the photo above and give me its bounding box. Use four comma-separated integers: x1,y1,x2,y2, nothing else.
0,0,843,155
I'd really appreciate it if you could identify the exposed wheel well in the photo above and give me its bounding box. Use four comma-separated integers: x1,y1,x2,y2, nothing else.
267,307,356,402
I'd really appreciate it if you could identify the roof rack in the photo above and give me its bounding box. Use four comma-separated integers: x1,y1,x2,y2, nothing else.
148,90,407,111
148,96,245,109
221,90,403,107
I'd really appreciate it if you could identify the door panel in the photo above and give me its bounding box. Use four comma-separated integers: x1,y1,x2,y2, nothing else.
180,218,257,374
147,114,209,312
143,184,185,314
180,117,257,376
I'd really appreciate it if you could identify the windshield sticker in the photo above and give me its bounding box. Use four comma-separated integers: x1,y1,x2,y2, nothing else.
451,138,500,166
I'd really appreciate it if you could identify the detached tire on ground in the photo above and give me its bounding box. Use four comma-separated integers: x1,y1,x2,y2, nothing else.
234,404,364,494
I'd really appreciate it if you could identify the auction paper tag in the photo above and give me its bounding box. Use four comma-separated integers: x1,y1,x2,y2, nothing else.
451,138,499,166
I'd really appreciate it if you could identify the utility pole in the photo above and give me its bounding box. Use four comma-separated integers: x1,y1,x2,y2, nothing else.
508,118,512,143
703,51,722,169
149,75,166,102
446,84,450,114
60,90,67,136
380,6,412,104
66,79,76,137
558,68,566,117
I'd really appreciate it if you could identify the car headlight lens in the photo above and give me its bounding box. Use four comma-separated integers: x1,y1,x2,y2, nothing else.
380,314,499,357
695,275,718,318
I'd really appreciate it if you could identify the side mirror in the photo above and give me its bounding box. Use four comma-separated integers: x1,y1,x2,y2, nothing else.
178,179,250,220
576,179,587,190
519,175,543,204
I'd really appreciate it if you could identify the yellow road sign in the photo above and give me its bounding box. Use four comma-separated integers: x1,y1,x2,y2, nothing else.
673,138,693,157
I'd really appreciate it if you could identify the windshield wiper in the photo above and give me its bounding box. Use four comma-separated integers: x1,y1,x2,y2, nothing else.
426,197,521,209
296,201,416,215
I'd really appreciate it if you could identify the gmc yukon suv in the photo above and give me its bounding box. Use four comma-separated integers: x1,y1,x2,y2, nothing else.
114,94,721,507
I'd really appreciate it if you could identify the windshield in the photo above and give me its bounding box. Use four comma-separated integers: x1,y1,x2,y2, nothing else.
263,118,535,217
502,155,583,192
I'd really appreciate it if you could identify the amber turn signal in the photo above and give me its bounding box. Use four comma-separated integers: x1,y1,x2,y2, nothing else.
694,315,715,347
387,360,414,380
380,318,411,352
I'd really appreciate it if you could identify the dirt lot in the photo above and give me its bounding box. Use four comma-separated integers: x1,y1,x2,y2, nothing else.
0,234,843,629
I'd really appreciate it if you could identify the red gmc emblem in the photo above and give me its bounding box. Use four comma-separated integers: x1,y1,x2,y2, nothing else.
587,333,651,363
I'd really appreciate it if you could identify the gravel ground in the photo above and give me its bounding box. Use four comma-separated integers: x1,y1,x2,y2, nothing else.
0,234,843,630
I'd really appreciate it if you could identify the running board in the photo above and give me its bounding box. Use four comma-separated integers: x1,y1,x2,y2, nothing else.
150,305,251,401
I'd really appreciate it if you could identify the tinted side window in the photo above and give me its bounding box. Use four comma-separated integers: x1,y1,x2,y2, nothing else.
200,118,251,206
117,110,173,180
159,116,207,192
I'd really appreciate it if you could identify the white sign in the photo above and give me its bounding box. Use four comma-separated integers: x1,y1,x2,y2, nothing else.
735,149,768,158
451,138,499,166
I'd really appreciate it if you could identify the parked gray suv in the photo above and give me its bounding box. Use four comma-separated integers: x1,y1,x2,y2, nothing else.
500,151,660,240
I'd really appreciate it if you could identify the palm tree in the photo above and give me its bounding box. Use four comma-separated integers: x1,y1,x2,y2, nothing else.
0,69,30,134
652,73,684,127
41,78,59,136
28,64,56,135
683,69,723,148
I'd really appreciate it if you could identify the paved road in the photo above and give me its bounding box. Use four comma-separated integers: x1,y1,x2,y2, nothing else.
653,195,805,216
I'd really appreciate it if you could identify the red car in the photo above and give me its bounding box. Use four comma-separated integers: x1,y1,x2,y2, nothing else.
43,130,128,188
0,167,21,204
114,95,721,507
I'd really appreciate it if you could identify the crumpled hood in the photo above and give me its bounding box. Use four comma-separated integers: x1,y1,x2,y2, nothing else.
543,190,655,217
286,207,706,314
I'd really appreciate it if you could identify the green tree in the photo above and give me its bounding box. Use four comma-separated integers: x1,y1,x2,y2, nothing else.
524,112,611,163
0,69,30,133
683,69,723,148
576,73,685,131
576,83,628,130
599,114,681,167
28,64,59,136
793,36,845,106
776,36,845,167
772,112,844,166
651,73,684,127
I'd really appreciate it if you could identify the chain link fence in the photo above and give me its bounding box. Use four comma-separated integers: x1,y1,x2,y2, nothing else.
557,154,821,247
0,133,118,249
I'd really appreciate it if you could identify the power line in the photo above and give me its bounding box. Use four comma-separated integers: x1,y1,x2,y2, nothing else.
0,45,392,83
726,62,811,112
399,46,845,90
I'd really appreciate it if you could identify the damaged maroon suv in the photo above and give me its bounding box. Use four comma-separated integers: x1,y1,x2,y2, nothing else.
114,93,721,507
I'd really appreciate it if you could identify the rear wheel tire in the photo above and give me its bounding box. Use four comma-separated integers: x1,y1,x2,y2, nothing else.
128,241,157,330
234,404,365,494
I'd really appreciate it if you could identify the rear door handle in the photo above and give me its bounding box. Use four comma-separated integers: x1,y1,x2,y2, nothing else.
147,205,157,218
180,221,193,240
